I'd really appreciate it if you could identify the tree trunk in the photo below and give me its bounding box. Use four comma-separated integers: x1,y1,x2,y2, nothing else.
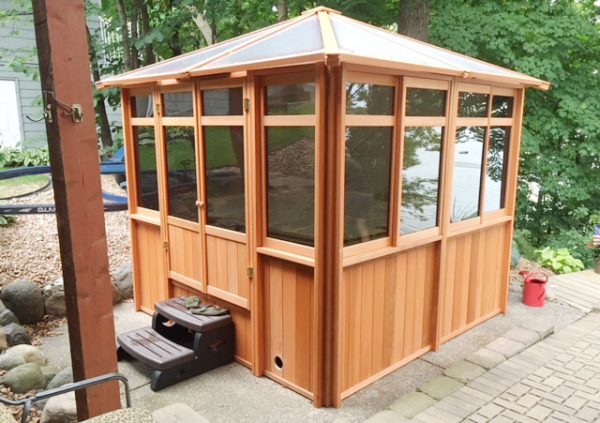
397,0,430,41
278,0,287,21
115,0,132,70
193,11,214,46
131,0,140,69
87,26,113,150
137,0,154,65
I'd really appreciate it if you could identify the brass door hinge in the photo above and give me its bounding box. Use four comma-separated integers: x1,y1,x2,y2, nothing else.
156,103,162,115
246,267,254,279
244,98,250,113
163,240,169,251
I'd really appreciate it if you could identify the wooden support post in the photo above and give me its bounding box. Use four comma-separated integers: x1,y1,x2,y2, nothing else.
32,1,121,419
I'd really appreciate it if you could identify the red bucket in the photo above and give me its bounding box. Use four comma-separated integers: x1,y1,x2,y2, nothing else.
520,271,548,307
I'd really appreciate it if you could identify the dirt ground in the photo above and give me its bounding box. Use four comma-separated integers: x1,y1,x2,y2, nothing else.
0,175,131,286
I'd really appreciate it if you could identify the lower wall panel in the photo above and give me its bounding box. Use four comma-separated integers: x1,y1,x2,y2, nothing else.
132,221,168,311
340,243,437,394
441,223,510,341
171,281,253,367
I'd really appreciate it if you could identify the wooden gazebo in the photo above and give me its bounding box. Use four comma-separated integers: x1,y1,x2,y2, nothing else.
99,6,549,407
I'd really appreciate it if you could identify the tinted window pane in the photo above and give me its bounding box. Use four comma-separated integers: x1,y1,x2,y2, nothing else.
491,96,514,118
451,126,486,222
205,126,246,232
203,88,243,116
345,127,392,245
165,127,197,220
134,126,159,210
163,92,193,117
266,84,315,115
346,83,394,115
132,95,153,117
267,127,314,245
458,92,489,117
485,127,511,212
401,127,443,235
406,88,446,116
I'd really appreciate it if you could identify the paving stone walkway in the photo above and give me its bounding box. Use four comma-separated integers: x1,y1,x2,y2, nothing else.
548,270,600,313
410,312,600,422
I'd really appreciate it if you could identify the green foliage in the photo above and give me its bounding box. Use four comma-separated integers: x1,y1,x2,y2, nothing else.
535,246,585,274
0,148,49,168
0,215,16,227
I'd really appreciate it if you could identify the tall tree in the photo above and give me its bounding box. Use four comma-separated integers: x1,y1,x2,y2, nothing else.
398,0,430,41
278,0,288,21
115,0,133,70
87,26,113,149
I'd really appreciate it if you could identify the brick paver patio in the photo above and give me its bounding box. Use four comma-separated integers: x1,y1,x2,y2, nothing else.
411,312,600,422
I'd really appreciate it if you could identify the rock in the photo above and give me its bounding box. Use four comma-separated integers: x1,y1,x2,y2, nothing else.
418,375,464,400
113,262,133,300
466,348,505,370
41,392,77,423
0,344,47,370
47,367,73,390
41,365,60,386
1,279,45,324
0,300,7,313
390,392,436,418
3,323,31,346
1,363,46,393
0,331,7,353
43,278,66,317
112,283,121,304
520,318,555,339
443,360,486,383
503,327,540,347
486,337,526,358
0,309,18,326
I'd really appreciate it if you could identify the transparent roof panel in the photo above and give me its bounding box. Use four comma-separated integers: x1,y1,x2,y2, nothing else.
202,16,323,70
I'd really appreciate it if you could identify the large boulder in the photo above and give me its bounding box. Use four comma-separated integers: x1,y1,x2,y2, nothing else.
1,280,44,324
112,262,133,300
41,392,77,423
0,344,47,370
41,365,60,387
0,362,46,393
43,278,66,317
3,323,31,347
47,367,73,390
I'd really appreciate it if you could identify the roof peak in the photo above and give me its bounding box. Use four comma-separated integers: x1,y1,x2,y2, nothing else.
301,6,342,16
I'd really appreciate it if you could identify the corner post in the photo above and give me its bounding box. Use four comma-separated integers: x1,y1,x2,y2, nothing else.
32,0,121,418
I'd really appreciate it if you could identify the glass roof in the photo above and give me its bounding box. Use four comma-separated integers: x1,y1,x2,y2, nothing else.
100,6,548,90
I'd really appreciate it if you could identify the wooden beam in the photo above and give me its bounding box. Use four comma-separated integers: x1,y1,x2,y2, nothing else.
31,1,121,419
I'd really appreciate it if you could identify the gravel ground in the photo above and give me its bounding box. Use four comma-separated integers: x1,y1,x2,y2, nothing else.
0,175,130,286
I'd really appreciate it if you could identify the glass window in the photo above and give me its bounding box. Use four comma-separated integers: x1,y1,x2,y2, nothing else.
266,83,315,115
164,127,197,221
205,126,246,232
401,127,443,235
458,92,489,117
406,88,446,116
451,126,486,222
266,127,315,246
134,126,159,210
163,92,193,117
132,95,153,117
491,96,514,118
346,83,394,115
485,127,511,212
344,127,392,245
203,88,243,116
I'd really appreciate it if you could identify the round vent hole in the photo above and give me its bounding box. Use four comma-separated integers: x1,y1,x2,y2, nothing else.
274,356,283,369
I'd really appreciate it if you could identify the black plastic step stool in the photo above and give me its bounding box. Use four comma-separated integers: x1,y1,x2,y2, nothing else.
116,297,235,391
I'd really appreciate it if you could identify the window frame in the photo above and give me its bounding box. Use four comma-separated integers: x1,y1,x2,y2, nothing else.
342,70,399,257
449,83,516,234
197,78,248,244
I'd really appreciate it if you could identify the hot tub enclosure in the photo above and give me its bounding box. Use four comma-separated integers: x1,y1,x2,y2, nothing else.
100,6,549,407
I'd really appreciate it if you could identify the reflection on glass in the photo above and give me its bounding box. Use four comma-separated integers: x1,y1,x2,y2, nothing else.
266,84,315,115
205,126,246,232
203,88,243,116
491,96,514,118
401,127,443,235
267,127,315,246
406,88,446,116
485,127,511,212
132,95,153,117
163,92,193,117
451,126,486,222
134,126,159,210
458,92,489,117
165,127,197,220
346,83,394,115
344,127,392,246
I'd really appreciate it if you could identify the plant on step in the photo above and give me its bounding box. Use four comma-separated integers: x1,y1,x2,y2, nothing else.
534,247,585,274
